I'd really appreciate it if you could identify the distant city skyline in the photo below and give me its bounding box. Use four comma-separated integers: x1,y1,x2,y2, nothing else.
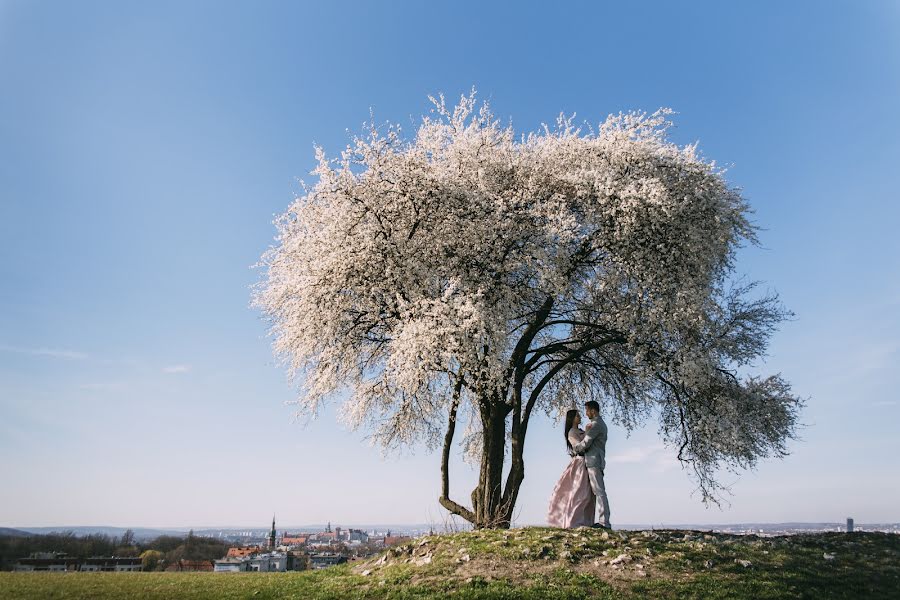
8,521,899,541
1,1,898,528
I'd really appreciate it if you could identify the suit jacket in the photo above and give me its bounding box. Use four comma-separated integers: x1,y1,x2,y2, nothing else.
571,416,607,471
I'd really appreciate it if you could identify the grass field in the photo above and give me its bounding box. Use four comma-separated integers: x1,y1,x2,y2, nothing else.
2,528,898,599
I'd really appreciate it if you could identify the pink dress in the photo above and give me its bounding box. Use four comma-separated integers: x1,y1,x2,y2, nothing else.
546,428,597,528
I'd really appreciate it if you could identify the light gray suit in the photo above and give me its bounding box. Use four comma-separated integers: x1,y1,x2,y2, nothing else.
571,415,611,527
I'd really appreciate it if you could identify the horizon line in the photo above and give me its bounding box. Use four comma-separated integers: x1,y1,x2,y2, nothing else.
7,520,896,531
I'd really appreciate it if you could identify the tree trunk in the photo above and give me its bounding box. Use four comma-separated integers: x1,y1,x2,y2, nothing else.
438,384,532,529
472,401,511,528
499,428,525,526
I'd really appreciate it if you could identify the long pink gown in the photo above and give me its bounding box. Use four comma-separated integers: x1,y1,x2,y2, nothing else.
546,428,596,528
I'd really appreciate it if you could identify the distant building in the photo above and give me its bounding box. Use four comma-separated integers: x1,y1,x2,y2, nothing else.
164,560,214,572
309,553,347,569
214,558,249,572
13,553,80,572
847,518,854,533
268,516,277,549
302,522,372,546
247,552,288,572
308,529,340,547
15,553,142,573
214,551,304,573
346,529,369,544
226,546,261,558
73,558,143,572
280,534,308,547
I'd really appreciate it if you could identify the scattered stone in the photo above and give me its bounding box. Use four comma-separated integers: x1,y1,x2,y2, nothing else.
413,554,432,566
823,553,836,560
417,538,430,547
600,531,610,540
609,554,632,566
602,550,611,557
376,555,388,566
734,559,752,568
459,554,471,562
361,570,372,577
634,563,644,570
704,560,714,569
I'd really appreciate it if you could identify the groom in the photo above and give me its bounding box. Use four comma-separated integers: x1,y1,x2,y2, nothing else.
571,400,611,529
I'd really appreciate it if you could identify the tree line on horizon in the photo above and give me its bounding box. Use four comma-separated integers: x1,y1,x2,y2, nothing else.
0,529,228,571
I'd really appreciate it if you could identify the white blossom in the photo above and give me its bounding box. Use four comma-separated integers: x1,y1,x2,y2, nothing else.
253,90,802,519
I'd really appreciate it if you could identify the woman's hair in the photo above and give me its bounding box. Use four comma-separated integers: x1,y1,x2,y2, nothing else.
563,409,579,453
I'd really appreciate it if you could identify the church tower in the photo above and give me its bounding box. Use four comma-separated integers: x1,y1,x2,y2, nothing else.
269,515,276,549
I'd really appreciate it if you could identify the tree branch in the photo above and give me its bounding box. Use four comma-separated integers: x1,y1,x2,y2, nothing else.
521,335,625,432
657,373,691,462
438,376,475,523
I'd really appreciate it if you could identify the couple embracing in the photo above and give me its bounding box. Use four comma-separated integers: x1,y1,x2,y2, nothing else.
546,400,611,529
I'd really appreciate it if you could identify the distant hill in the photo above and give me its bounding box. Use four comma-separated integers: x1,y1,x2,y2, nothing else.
0,528,31,537
12,526,183,541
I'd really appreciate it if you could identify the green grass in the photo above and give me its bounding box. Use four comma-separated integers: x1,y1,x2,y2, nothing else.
2,529,898,599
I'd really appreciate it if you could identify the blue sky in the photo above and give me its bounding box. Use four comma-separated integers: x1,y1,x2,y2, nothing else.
1,0,898,528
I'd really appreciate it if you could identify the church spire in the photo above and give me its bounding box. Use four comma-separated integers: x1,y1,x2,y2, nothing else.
269,514,276,549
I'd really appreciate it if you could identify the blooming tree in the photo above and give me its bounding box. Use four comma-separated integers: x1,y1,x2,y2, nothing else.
253,92,803,529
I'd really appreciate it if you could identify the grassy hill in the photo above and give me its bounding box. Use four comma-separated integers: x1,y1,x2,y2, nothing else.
2,527,898,599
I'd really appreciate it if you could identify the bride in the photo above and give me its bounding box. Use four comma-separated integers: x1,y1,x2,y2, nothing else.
546,409,596,528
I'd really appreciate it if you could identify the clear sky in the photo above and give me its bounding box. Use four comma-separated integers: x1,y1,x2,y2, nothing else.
1,0,898,529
